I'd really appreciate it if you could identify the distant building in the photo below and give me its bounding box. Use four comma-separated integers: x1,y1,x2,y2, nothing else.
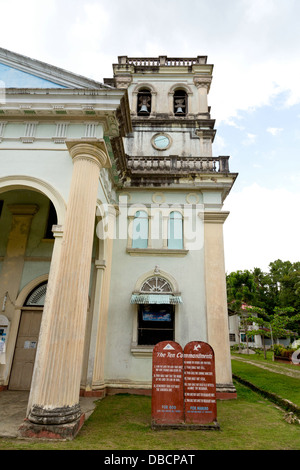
0,49,238,438
229,303,293,349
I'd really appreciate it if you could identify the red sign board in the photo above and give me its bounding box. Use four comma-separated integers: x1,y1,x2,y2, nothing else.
151,341,184,426
184,341,217,424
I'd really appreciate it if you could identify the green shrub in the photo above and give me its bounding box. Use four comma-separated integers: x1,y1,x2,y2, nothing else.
273,344,296,358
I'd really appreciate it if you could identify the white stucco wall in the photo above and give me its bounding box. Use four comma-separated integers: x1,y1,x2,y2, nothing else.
104,189,207,384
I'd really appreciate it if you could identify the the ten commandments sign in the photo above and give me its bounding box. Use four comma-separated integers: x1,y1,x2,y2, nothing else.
152,341,218,427
152,341,184,425
184,341,217,424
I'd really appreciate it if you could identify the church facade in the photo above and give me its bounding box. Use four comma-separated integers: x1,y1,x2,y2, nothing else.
0,49,237,438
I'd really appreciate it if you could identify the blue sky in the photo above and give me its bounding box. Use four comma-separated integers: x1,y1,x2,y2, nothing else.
216,93,300,192
219,94,300,273
0,0,299,273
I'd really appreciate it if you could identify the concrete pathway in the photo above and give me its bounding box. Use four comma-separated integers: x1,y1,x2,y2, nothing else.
0,391,98,439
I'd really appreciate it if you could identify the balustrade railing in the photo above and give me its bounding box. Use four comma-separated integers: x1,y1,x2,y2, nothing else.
127,156,230,174
118,56,206,67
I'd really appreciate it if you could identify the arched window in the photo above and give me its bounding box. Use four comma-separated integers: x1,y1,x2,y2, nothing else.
137,88,151,115
138,276,174,346
173,89,187,116
25,282,48,307
141,276,173,294
130,272,182,349
168,211,183,249
132,210,149,249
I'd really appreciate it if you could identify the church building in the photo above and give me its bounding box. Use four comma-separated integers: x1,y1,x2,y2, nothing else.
0,49,238,438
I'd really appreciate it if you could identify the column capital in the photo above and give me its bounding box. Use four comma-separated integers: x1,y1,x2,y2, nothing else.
193,76,212,90
204,211,229,224
66,139,111,169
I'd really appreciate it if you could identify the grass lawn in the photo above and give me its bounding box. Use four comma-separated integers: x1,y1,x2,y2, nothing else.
232,356,300,407
0,380,299,451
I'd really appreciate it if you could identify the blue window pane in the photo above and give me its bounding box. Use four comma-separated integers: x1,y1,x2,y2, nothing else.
132,211,148,249
168,212,183,249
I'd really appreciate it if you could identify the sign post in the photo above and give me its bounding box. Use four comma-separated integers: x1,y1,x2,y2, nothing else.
184,341,218,426
151,341,184,427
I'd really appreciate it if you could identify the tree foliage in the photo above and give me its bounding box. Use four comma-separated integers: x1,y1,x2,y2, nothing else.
227,259,300,336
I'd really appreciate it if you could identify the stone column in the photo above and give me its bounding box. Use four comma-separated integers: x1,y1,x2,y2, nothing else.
83,204,117,393
23,140,111,439
204,211,236,399
193,77,211,114
91,205,117,390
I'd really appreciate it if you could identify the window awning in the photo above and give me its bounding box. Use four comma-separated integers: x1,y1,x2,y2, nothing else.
130,294,183,305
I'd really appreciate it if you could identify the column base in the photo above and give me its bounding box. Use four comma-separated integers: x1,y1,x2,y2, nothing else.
18,413,85,441
28,403,82,425
216,383,237,400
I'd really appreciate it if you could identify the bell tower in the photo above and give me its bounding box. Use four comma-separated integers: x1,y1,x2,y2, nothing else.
107,55,232,189
105,55,238,399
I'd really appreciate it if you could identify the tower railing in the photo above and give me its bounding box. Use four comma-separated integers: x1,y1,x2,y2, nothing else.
118,56,207,67
127,156,230,174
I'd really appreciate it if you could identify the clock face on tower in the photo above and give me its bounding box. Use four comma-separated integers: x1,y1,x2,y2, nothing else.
152,133,171,150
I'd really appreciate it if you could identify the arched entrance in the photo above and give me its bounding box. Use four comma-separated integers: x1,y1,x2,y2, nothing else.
9,282,47,390
0,179,65,390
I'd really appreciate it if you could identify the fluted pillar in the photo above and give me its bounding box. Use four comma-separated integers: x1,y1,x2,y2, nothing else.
23,140,111,438
91,205,117,390
204,211,236,399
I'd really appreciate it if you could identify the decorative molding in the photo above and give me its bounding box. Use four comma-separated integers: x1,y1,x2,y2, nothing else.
204,211,229,224
168,83,193,95
193,76,212,90
130,346,153,358
186,193,200,204
115,76,133,89
21,121,38,143
127,248,189,257
53,122,69,143
133,268,180,295
152,192,166,203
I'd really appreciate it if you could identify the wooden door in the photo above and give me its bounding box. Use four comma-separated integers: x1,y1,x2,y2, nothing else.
9,310,42,390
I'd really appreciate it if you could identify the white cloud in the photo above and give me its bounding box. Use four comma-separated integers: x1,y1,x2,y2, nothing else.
0,0,58,58
244,0,279,23
0,0,299,123
242,133,257,146
267,127,283,136
223,183,300,273
223,118,245,130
